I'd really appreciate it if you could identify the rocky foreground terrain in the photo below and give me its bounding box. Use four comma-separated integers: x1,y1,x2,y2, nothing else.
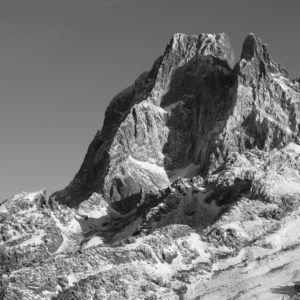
1,33,300,299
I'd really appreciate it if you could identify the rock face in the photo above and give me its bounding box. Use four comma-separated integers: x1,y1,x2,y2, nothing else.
51,33,300,212
1,33,300,300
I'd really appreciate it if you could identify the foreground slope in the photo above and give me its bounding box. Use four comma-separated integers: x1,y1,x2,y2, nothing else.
1,144,300,299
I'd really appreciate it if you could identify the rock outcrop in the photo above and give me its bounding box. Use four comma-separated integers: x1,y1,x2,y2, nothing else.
51,33,300,212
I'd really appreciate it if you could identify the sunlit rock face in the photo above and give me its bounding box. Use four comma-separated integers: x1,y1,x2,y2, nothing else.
50,33,299,211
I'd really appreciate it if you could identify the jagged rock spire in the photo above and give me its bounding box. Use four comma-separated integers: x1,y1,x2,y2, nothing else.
240,33,288,78
241,33,269,61
153,32,235,97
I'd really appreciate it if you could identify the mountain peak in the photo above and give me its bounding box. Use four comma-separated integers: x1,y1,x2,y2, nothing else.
153,32,235,95
166,32,234,65
240,33,289,77
241,33,268,61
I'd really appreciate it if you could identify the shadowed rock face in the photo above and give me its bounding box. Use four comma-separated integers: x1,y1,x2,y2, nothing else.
51,33,300,211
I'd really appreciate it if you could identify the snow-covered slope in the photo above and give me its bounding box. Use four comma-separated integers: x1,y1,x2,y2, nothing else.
1,142,300,299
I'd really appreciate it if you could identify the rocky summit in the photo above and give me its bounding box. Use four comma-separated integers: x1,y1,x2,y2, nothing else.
1,33,300,300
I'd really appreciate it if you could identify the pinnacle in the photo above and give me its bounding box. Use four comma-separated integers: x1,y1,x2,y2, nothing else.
165,32,235,66
241,33,270,62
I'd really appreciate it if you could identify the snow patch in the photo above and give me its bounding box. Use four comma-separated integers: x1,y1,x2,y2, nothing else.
78,204,109,219
163,100,185,112
282,142,300,154
82,236,104,249
52,213,81,235
0,205,8,213
271,177,300,195
67,273,77,287
265,215,300,251
128,156,165,174
18,232,45,247
183,233,210,261
272,74,291,92
168,163,200,181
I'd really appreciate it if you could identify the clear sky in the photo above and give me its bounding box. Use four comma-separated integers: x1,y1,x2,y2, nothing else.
0,0,299,199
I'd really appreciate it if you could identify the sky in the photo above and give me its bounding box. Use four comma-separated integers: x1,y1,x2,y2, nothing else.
0,0,299,200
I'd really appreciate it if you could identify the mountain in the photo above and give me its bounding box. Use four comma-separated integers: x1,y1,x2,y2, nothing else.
1,33,300,300
50,33,299,212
